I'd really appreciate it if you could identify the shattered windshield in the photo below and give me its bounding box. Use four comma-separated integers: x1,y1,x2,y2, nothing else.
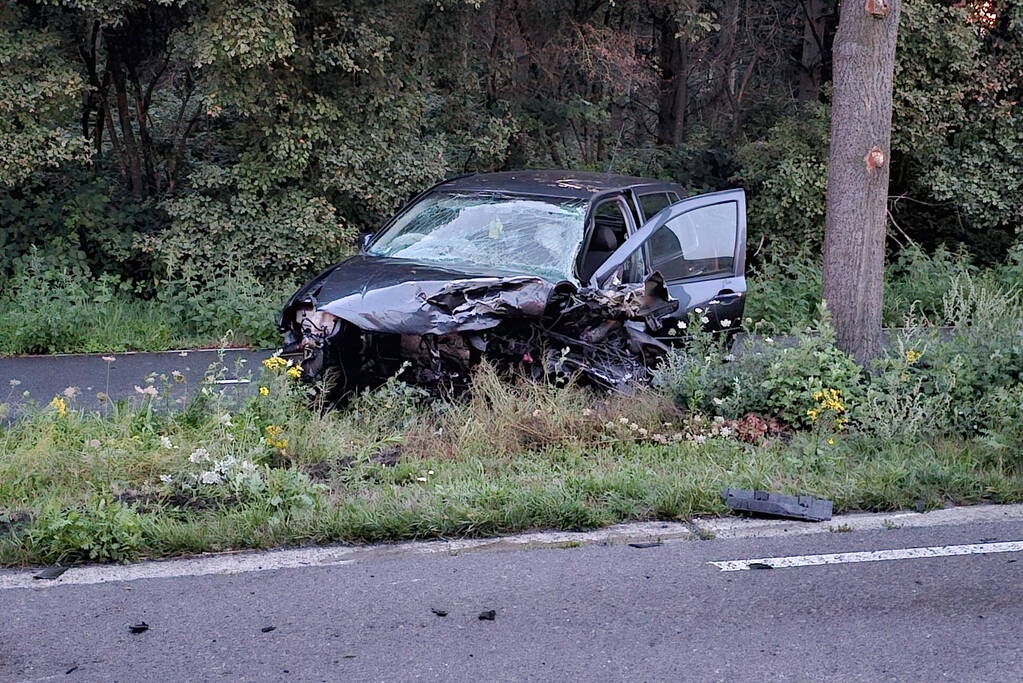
368,191,589,281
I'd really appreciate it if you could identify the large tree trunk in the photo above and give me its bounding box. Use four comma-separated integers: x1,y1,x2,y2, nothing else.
822,0,900,366
798,0,833,101
656,14,688,147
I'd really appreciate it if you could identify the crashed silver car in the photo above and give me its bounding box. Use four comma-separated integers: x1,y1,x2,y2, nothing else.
279,171,747,398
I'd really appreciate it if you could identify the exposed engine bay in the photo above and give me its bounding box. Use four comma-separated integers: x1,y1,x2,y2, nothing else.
279,269,678,401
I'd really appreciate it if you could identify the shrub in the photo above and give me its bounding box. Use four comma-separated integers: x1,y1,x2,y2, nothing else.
155,267,287,347
977,385,1023,471
25,493,144,564
655,311,862,428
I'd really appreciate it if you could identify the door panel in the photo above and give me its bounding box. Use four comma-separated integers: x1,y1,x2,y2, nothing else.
591,189,747,334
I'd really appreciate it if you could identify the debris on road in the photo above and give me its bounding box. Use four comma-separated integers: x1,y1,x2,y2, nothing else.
33,566,67,580
478,610,496,621
721,488,833,522
261,626,276,633
748,562,774,570
128,622,149,634
430,609,448,617
628,542,663,549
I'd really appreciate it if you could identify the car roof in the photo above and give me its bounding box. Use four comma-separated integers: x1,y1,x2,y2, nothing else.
435,170,673,199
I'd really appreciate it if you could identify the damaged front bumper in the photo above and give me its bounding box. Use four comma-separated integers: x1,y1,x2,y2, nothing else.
279,264,678,400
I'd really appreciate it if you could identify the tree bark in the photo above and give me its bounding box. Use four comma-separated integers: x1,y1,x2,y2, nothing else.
656,13,688,147
797,0,833,101
822,0,901,365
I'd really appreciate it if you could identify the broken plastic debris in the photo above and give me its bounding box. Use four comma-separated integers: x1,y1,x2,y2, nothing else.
478,610,496,621
261,626,276,633
628,542,663,549
431,609,448,617
129,622,149,634
721,488,833,522
748,562,774,570
33,566,67,580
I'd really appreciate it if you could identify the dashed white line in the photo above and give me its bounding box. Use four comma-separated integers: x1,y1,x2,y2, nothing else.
710,541,1023,571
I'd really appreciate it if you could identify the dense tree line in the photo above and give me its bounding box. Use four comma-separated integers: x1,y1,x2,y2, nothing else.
1,0,1020,288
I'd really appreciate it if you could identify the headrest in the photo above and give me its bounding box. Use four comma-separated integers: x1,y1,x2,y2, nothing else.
590,224,618,251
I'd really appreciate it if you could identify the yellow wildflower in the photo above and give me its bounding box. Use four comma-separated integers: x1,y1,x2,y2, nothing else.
259,386,270,396
264,424,288,449
827,438,836,446
286,365,302,379
48,396,67,417
905,349,922,365
262,356,288,372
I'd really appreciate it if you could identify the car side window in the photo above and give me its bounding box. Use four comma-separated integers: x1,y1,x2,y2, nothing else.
638,193,671,221
647,201,737,281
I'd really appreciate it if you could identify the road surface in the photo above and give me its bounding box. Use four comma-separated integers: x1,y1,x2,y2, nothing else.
2,511,1020,681
0,349,273,418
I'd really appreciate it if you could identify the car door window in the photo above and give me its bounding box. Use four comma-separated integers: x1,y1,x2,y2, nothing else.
647,201,737,281
638,193,671,221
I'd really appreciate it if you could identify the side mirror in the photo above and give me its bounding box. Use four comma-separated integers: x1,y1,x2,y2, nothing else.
359,233,375,252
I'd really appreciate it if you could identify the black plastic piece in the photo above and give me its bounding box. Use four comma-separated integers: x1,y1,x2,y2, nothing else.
721,488,833,522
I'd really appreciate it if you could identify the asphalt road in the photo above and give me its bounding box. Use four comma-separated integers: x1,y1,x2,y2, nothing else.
2,518,1021,682
0,349,273,417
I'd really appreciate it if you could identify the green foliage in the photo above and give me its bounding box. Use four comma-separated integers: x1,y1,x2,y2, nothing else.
978,385,1023,468
654,311,862,427
734,107,829,257
26,493,144,564
0,16,91,186
154,267,286,347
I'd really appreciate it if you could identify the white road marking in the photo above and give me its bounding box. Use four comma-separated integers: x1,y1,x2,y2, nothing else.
0,546,355,590
710,540,1023,571
214,378,250,384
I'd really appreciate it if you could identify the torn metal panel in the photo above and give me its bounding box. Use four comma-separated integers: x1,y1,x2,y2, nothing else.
279,258,678,400
721,488,834,522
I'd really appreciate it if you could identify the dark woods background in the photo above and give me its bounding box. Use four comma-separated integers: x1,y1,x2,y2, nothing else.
2,0,1021,289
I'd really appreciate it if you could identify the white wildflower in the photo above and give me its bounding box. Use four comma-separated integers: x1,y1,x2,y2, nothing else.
159,474,173,483
692,435,707,445
188,447,211,463
723,354,735,362
719,426,733,437
676,320,687,329
160,435,174,449
694,308,703,314
200,471,222,485
415,477,428,482
637,427,648,436
764,337,775,344
700,316,710,324
720,319,732,327
712,397,724,406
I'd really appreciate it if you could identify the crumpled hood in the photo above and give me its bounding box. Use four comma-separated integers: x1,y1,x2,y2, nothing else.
282,255,562,336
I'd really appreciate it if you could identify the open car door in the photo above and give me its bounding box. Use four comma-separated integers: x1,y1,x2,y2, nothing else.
590,189,747,335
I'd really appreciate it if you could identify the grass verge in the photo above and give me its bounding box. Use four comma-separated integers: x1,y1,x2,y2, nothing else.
1,358,1020,567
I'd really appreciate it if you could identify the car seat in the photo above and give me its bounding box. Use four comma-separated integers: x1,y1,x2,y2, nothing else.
581,223,619,282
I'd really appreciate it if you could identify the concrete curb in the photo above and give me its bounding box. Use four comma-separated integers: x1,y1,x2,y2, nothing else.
3,503,1022,590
